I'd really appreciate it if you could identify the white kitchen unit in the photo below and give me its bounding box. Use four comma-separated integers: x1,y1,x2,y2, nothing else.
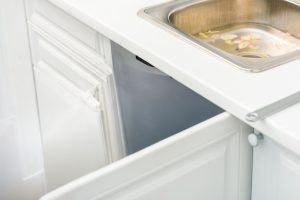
25,0,125,191
3,0,300,199
252,136,300,200
41,113,253,200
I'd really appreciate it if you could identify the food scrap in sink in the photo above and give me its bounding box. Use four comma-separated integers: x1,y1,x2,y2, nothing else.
195,30,267,56
193,22,300,60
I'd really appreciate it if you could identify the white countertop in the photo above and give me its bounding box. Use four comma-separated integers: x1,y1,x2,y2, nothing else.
49,0,300,155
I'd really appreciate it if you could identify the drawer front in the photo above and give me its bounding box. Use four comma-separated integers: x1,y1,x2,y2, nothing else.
26,0,112,71
41,113,253,200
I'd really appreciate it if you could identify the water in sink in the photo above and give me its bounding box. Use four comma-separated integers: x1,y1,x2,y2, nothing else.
193,22,300,58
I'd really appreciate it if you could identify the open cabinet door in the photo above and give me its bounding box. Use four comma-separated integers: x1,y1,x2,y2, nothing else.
41,113,252,200
34,60,109,191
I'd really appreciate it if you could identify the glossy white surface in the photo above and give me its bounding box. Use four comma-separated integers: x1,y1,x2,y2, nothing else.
48,0,300,156
252,137,300,200
41,113,253,200
34,60,108,191
26,0,127,191
0,0,45,199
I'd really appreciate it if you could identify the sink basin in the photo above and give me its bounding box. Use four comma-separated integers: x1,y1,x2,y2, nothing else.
139,0,300,72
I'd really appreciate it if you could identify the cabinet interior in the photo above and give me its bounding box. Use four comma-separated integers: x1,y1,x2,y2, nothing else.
111,42,224,154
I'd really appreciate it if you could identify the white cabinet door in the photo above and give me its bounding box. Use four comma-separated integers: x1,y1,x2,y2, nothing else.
252,137,300,200
34,60,109,191
41,113,253,200
27,13,125,190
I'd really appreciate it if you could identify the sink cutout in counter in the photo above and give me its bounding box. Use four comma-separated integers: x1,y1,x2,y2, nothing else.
140,0,300,72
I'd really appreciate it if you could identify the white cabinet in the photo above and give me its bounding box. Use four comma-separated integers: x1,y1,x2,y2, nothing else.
252,136,300,200
25,0,125,191
41,113,253,200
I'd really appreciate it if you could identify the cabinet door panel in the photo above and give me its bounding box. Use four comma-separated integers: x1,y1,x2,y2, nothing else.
41,113,252,200
34,61,108,191
34,35,103,93
28,17,125,190
26,0,99,50
279,153,300,199
252,138,300,200
28,13,110,72
26,0,125,190
32,31,125,161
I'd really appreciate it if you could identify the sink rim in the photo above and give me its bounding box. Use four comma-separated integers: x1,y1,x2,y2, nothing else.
138,0,300,73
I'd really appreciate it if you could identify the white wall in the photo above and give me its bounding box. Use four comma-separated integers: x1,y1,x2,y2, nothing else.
0,0,45,199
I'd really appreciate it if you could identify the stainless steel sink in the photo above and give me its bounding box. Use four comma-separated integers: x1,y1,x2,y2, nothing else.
138,0,300,72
